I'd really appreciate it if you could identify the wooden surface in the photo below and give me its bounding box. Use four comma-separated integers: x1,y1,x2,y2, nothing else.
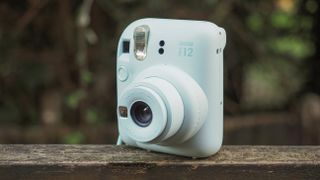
0,145,319,179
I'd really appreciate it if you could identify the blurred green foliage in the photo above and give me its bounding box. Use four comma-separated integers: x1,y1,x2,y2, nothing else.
63,131,86,144
66,90,86,110
0,0,319,144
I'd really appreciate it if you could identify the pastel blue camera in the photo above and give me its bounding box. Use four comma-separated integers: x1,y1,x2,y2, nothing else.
116,18,226,158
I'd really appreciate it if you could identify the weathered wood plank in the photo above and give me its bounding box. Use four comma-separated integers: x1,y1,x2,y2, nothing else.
0,145,319,179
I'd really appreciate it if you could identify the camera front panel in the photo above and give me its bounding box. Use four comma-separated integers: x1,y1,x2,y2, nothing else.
116,18,226,157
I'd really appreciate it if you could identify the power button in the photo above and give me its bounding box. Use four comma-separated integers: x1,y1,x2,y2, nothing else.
118,66,129,82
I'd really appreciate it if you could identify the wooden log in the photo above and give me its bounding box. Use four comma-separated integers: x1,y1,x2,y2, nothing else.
0,145,319,179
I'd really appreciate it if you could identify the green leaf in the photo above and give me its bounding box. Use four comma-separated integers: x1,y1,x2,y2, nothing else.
268,36,314,59
270,11,294,29
66,90,86,109
63,131,85,144
247,13,263,32
81,70,93,85
86,108,99,124
306,0,318,14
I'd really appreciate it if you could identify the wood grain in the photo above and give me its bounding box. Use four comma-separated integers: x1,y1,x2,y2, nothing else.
0,145,319,179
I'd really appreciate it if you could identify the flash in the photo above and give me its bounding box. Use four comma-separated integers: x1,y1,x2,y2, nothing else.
133,25,150,61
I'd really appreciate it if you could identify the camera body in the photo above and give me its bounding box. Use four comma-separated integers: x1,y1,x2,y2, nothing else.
116,18,226,157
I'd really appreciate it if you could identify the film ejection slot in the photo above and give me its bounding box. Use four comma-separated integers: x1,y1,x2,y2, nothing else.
133,25,150,61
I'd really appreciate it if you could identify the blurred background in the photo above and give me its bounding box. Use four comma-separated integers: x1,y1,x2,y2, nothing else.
0,0,319,145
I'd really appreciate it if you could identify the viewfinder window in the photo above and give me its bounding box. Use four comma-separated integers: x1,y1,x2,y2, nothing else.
122,40,130,53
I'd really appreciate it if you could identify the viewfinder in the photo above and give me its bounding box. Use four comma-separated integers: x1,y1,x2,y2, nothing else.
122,40,130,53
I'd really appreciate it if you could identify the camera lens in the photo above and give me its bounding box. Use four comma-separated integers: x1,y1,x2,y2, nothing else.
130,101,153,127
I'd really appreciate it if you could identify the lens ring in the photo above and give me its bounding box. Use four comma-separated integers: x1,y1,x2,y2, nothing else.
119,85,168,142
130,101,153,127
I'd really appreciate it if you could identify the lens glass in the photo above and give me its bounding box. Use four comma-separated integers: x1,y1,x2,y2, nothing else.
130,101,153,127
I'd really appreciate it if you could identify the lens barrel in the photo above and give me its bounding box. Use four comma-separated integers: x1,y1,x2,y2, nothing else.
130,101,153,127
